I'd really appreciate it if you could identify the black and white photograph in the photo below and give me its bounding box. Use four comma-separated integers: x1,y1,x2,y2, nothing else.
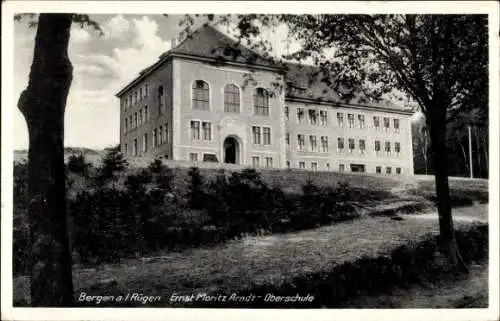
2,1,499,320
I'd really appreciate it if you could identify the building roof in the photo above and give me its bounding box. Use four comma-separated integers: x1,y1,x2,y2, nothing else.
116,25,412,114
165,24,281,69
283,63,408,112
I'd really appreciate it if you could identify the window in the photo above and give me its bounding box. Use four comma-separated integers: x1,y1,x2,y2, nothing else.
202,122,211,140
297,108,305,123
252,126,261,144
263,127,271,145
203,154,218,162
134,91,138,104
254,88,269,116
348,138,355,152
190,121,200,140
373,116,380,129
359,139,366,153
311,162,318,171
286,133,290,146
134,113,138,128
266,157,273,168
124,118,128,133
385,141,391,154
286,161,290,168
326,163,330,170
285,106,289,120
299,161,305,169
376,166,381,174
298,134,305,151
129,115,132,129
139,109,143,126
386,167,392,174
158,126,163,145
337,112,344,126
193,80,209,110
384,117,390,131
339,164,345,172
396,167,402,175
139,88,143,101
124,143,128,155
145,84,148,98
143,133,148,152
309,135,317,151
348,113,355,128
164,123,169,144
158,85,164,114
129,94,132,107
190,153,198,162
358,115,365,128
152,129,157,147
308,109,318,125
224,84,240,112
320,110,328,126
395,142,401,155
337,137,345,150
252,156,260,167
394,119,400,132
144,106,148,123
133,138,138,156
375,140,381,153
321,136,328,152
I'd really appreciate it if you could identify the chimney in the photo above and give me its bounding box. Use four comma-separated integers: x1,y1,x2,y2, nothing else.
171,37,177,49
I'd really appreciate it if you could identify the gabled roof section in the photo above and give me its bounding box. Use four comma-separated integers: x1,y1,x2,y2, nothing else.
166,24,281,68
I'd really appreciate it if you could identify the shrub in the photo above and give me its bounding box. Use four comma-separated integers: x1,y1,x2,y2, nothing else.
186,167,206,209
67,153,92,176
95,145,128,184
148,158,174,192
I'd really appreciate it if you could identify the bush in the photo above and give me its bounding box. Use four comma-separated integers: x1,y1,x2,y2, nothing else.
148,158,174,192
95,145,128,184
67,153,92,176
186,167,205,209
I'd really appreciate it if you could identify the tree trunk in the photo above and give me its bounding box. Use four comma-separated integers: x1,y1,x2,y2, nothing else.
427,113,468,273
17,13,74,306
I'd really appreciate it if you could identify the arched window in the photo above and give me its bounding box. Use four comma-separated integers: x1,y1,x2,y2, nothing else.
254,88,269,116
158,86,164,114
192,80,209,110
224,84,240,113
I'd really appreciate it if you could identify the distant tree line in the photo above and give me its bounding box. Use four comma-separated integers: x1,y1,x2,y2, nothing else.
413,110,488,179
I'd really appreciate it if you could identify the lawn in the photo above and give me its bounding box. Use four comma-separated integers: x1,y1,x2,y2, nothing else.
13,204,487,307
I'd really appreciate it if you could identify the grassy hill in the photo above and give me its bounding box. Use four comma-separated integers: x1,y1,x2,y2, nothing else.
14,147,105,164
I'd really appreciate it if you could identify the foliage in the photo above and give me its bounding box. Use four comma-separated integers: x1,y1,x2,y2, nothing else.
67,154,92,176
186,166,206,209
95,145,128,184
148,158,174,192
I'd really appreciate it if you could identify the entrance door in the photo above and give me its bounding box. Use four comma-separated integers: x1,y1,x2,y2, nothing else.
223,137,239,164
